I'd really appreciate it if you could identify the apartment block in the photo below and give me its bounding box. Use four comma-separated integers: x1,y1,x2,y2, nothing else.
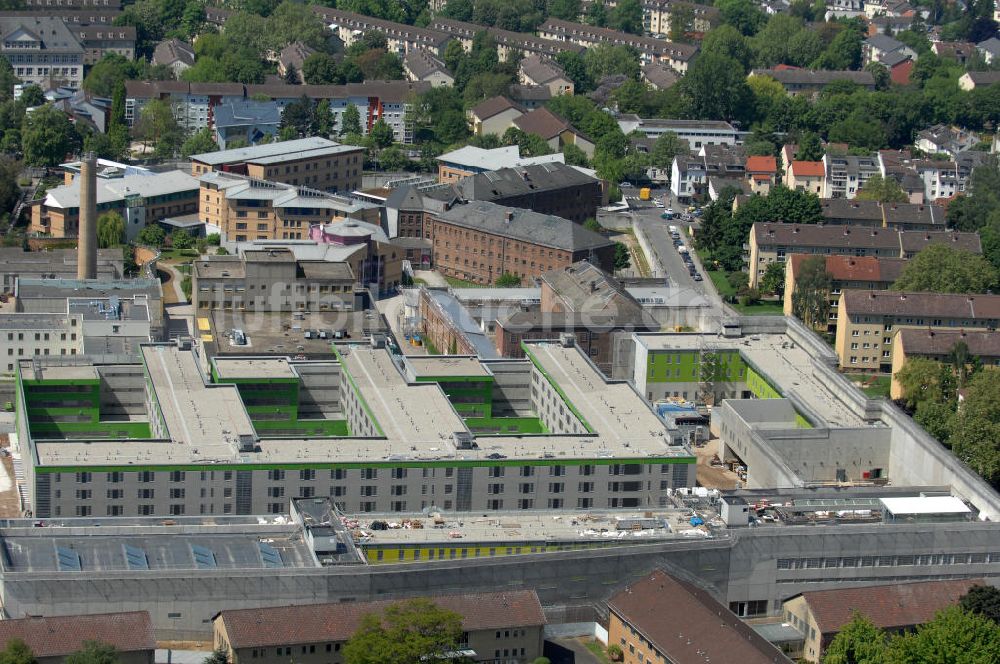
642,0,720,35
608,570,793,664
819,199,946,231
617,115,737,149
518,55,573,96
747,222,981,288
749,68,875,97
822,153,879,199
214,591,546,664
30,170,199,240
198,171,378,243
434,145,564,183
454,162,603,224
190,138,364,193
782,579,981,663
428,16,585,61
834,290,1000,372
126,81,428,143
72,24,134,64
15,340,695,519
428,201,616,285
890,329,1000,398
192,248,356,312
0,16,84,87
537,18,697,71
0,612,154,664
782,254,906,333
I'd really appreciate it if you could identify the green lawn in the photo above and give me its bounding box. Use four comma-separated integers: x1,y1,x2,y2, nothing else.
158,248,199,262
445,276,486,288
848,374,891,399
707,270,785,315
707,269,736,297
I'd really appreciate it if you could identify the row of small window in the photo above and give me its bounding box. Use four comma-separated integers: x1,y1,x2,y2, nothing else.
63,488,201,500
848,355,889,364
777,552,1000,569
70,504,189,516
7,332,76,341
70,471,191,483
250,643,340,658
7,348,77,358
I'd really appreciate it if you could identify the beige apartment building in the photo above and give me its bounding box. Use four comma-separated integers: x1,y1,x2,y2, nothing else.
199,172,380,243
834,290,1000,372
783,254,906,333
748,222,981,289
890,329,1000,399
190,137,364,193
213,591,546,664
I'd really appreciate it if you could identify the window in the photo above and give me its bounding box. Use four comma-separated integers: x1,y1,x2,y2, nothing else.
268,469,285,481
169,504,185,516
299,469,315,481
170,488,185,499
169,471,185,482
76,472,91,483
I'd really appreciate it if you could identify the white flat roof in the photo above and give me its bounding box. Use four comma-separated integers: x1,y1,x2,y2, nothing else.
880,496,971,515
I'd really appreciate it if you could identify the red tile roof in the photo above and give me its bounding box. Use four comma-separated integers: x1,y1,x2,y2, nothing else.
788,254,906,283
746,155,777,173
216,591,546,649
608,570,793,664
0,612,154,657
796,579,985,635
791,160,824,178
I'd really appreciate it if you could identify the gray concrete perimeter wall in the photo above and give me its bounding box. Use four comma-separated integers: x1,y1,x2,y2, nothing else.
4,520,1000,640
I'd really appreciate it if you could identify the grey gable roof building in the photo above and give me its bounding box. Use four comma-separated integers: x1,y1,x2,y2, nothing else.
434,201,612,252
455,162,597,201
403,47,450,80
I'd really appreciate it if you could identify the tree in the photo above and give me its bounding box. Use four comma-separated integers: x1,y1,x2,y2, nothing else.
562,143,590,167
715,0,765,36
649,131,688,173
760,261,785,296
961,585,1000,624
613,242,631,271
97,212,126,248
0,155,21,218
21,105,79,167
892,245,999,294
548,0,580,21
610,0,643,34
893,357,951,411
137,224,165,247
65,641,120,664
368,119,395,149
855,174,907,204
795,132,824,162
680,53,754,124
887,606,1000,663
585,0,607,26
340,104,363,137
302,53,341,85
791,255,832,328
442,0,474,21
0,58,20,104
170,229,194,250
341,599,465,664
280,96,316,139
583,44,640,82
583,218,602,232
0,639,36,664
202,649,228,664
495,272,521,287
181,128,219,158
134,99,182,157
822,612,889,664
949,370,1000,485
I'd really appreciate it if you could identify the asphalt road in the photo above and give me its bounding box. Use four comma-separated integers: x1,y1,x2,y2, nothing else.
626,206,725,312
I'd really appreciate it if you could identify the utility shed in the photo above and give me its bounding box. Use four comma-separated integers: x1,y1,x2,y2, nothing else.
880,496,973,523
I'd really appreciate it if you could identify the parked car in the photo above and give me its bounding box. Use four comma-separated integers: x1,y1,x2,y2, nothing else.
693,274,703,281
